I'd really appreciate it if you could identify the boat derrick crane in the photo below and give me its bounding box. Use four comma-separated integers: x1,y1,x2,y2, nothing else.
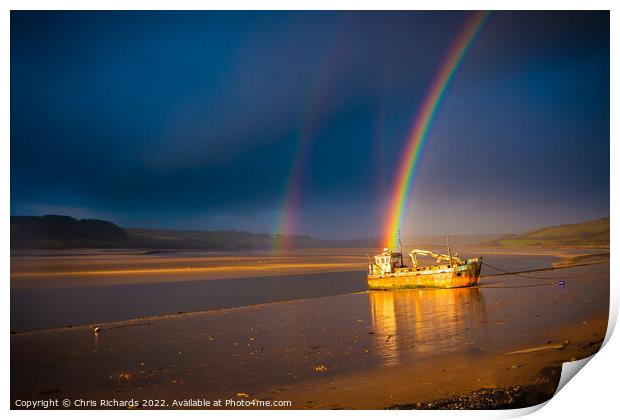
409,249,463,268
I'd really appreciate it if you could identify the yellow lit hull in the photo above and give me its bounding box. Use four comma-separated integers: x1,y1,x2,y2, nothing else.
367,257,482,290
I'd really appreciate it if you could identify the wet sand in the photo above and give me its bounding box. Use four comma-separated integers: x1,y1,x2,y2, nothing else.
10,248,609,409
10,248,373,288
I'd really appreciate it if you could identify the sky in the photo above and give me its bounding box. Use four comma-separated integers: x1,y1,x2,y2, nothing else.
11,11,609,239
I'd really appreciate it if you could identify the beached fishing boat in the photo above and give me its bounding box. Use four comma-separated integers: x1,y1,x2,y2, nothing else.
367,245,482,290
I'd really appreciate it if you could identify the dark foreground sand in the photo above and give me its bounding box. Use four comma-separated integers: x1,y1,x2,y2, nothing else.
10,248,609,409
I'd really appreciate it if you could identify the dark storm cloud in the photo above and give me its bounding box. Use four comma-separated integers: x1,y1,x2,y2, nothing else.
11,11,609,237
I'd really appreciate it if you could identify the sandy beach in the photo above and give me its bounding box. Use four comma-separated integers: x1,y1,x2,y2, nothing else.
10,247,609,409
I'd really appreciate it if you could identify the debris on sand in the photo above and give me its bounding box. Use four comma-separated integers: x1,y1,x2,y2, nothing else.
117,372,133,381
388,366,561,410
391,387,530,409
505,342,566,355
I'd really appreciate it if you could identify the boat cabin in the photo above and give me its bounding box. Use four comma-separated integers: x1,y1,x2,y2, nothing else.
372,248,405,274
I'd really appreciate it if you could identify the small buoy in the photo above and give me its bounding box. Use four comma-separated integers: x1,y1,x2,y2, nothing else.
91,325,101,334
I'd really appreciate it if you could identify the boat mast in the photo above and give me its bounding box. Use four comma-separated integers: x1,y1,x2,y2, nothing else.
447,235,453,266
398,228,404,267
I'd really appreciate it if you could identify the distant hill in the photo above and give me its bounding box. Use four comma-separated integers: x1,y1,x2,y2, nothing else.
11,215,128,249
14,214,607,250
482,217,609,247
126,228,377,250
10,215,378,250
404,234,503,247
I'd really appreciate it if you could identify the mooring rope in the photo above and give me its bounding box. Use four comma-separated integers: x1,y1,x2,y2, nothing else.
481,261,564,281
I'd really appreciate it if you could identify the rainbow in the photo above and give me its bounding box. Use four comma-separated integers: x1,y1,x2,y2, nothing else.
274,28,347,248
383,11,489,248
273,76,328,249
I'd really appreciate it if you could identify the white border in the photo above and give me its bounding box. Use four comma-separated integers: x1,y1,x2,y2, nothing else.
3,2,617,420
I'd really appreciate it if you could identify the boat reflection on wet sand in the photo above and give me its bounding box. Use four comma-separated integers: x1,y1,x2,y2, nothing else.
369,288,486,366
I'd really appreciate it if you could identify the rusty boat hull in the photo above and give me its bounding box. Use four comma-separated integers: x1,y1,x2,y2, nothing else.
367,257,482,290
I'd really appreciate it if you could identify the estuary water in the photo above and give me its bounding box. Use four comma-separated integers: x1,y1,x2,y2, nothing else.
10,250,563,332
